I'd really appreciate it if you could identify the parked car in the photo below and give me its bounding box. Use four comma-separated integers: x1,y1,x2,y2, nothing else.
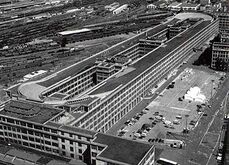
154,112,159,115
176,115,182,119
173,120,180,125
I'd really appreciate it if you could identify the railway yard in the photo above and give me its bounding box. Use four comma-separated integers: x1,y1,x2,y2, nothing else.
0,0,172,85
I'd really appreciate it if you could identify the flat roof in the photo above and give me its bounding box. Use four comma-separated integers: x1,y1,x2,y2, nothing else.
0,100,64,124
59,125,97,138
59,28,91,36
27,20,176,90
94,133,153,165
179,3,200,8
90,20,211,95
0,141,84,165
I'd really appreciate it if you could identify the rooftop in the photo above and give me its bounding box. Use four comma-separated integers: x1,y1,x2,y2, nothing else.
94,133,153,165
90,20,211,95
14,19,178,101
179,3,200,8
0,142,86,165
0,100,64,124
59,125,97,138
59,28,91,36
44,121,97,138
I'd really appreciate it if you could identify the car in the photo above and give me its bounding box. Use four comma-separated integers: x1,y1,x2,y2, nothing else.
145,108,149,111
149,117,154,120
217,153,222,162
173,120,180,125
139,112,144,116
141,133,147,137
176,115,182,119
155,116,162,120
152,121,157,125
146,127,151,131
189,121,196,126
124,120,130,125
128,122,133,126
154,112,159,115
203,113,207,116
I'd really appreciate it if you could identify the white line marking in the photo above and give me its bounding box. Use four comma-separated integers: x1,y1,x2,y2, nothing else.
170,106,191,112
206,134,220,165
199,108,220,145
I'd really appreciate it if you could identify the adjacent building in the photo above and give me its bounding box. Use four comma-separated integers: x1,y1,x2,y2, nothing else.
0,100,155,165
211,42,229,70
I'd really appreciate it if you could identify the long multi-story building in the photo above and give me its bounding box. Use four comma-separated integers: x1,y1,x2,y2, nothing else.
0,100,155,165
2,13,219,165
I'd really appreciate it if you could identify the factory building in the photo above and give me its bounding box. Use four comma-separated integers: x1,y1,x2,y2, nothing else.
0,100,155,165
72,19,219,132
2,13,219,165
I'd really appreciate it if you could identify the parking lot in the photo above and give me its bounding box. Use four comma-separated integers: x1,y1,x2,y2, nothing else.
118,68,225,143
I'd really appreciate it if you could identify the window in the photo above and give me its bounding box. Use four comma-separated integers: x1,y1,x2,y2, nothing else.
35,138,40,143
22,135,28,140
70,140,73,145
70,147,74,152
51,129,57,134
34,125,42,130
29,137,34,141
62,145,65,149
62,151,66,156
78,143,82,147
44,127,50,132
52,142,58,147
70,153,74,158
79,149,82,153
23,142,28,146
44,134,50,139
69,133,73,137
45,141,51,145
35,132,40,136
52,136,58,140
28,130,33,135
36,145,41,149
27,123,33,128
21,122,26,126
62,138,65,143
30,143,35,148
